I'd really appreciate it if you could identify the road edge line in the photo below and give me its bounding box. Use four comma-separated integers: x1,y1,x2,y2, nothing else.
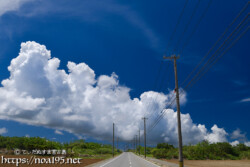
99,153,124,167
132,153,160,167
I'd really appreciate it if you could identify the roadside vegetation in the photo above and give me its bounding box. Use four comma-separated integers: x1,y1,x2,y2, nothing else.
134,141,250,160
0,136,121,159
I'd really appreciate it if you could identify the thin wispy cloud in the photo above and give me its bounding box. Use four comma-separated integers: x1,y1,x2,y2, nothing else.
0,0,33,17
104,2,163,51
6,0,164,52
240,97,250,103
233,80,247,87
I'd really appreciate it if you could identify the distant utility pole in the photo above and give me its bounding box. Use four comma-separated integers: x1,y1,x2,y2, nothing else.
117,137,119,151
134,137,136,152
142,117,148,158
113,123,115,157
135,135,137,154
131,140,134,152
163,55,183,167
138,129,140,155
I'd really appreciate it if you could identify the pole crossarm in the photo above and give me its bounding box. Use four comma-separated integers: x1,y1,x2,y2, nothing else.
163,55,180,60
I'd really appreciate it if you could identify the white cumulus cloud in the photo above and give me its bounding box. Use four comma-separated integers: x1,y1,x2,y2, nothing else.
55,130,63,135
244,142,250,147
231,128,246,141
230,140,239,146
230,140,250,147
204,125,228,143
0,41,237,145
0,127,7,135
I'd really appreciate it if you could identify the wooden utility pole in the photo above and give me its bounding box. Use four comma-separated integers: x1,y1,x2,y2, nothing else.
138,129,140,155
142,117,148,158
117,137,119,151
163,55,183,167
134,137,136,152
113,123,115,157
135,135,137,154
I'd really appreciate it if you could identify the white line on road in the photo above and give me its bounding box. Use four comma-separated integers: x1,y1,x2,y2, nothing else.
128,153,132,166
99,153,124,167
132,153,160,167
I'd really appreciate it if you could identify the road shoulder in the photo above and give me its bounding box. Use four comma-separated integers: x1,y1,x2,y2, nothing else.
133,154,187,167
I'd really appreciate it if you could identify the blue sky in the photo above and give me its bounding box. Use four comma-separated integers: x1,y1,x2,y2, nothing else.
0,0,249,146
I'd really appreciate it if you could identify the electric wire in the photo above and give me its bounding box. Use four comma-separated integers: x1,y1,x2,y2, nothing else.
147,5,250,132
181,2,249,86
186,25,249,91
173,0,202,53
184,13,249,91
141,0,191,129
181,0,213,53
165,0,190,54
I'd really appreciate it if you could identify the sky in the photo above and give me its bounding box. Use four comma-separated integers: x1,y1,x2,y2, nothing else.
0,0,249,147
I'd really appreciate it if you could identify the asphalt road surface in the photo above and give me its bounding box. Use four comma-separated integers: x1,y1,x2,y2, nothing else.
96,152,159,167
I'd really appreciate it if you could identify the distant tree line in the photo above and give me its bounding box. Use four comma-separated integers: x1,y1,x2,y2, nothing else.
0,136,62,150
0,136,120,157
150,141,250,160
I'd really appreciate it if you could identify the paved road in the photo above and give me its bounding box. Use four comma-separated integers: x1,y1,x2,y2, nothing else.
147,157,186,167
94,152,159,167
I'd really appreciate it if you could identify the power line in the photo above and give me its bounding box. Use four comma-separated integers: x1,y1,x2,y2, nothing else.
148,0,208,131
144,0,192,123
165,0,190,54
146,62,171,122
181,0,213,53
153,60,164,90
147,3,249,133
181,2,249,86
148,25,248,134
148,17,248,132
186,26,249,90
173,0,202,53
184,13,249,90
148,94,177,133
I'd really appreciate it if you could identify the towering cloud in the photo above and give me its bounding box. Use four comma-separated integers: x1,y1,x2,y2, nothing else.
0,41,245,145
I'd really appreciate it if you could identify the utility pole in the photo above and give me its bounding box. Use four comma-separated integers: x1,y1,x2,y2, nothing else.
138,129,140,155
131,140,134,152
163,55,183,167
117,137,119,151
142,117,148,158
135,135,137,154
113,123,115,157
134,137,136,153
